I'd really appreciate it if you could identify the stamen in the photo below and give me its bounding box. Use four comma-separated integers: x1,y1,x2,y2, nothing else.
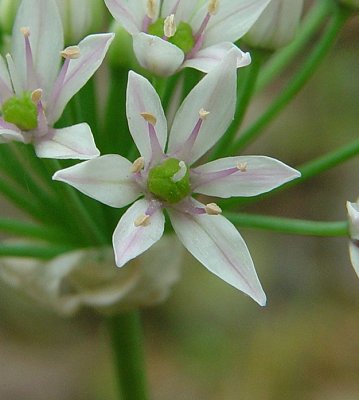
237,162,248,172
171,160,187,183
164,14,176,38
199,108,210,120
61,46,81,59
134,214,151,227
31,88,43,104
205,203,222,215
21,26,37,89
131,157,145,173
208,0,219,15
20,26,30,37
140,112,157,126
146,0,156,19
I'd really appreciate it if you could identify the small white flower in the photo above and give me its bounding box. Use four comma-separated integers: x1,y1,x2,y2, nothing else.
104,0,271,76
0,236,182,316
53,51,301,306
347,200,359,278
0,0,114,159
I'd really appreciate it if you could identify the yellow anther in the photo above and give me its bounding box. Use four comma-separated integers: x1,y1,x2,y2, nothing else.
31,89,43,104
134,214,151,227
208,0,219,15
131,157,145,173
164,14,176,38
205,203,222,215
140,112,157,126
146,0,157,19
237,162,248,172
20,27,30,37
199,108,210,120
61,46,80,59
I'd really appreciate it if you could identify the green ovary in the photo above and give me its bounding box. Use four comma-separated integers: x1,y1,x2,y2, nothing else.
148,18,195,54
148,158,191,204
2,92,38,131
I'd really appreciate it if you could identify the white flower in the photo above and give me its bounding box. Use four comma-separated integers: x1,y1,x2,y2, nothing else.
243,0,304,50
53,51,301,306
347,200,359,278
104,0,271,76
0,0,114,159
0,236,182,316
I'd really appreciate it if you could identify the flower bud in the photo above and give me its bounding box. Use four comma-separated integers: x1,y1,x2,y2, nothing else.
243,0,304,50
55,0,105,44
0,236,182,316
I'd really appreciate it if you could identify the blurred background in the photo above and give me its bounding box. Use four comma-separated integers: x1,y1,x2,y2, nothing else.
0,2,358,400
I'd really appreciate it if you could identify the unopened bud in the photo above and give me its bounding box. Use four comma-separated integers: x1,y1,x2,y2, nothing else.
243,0,304,50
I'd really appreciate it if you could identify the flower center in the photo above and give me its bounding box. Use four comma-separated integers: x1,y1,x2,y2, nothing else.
148,158,191,203
2,92,38,131
148,18,195,54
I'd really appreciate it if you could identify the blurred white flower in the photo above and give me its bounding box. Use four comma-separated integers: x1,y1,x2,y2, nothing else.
347,200,359,278
0,236,182,316
243,0,304,50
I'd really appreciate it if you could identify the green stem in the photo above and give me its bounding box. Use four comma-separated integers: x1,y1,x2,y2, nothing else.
232,6,350,153
255,0,333,92
0,243,74,259
225,212,348,237
107,311,149,400
210,49,267,160
0,218,70,243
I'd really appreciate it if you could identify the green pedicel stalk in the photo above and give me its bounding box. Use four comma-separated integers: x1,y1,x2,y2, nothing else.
225,213,348,237
107,312,149,400
231,5,351,153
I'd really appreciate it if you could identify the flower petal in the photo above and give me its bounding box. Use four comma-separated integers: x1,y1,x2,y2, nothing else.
34,123,99,160
161,0,197,22
104,0,148,34
126,70,167,162
192,0,271,46
183,42,251,73
168,49,237,164
347,201,359,240
349,242,359,278
52,154,141,207
113,199,165,268
0,120,25,143
12,0,64,94
133,32,184,77
191,156,301,198
47,33,114,124
168,200,266,305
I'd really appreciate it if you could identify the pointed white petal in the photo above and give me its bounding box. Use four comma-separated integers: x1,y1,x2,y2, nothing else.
0,55,13,102
113,199,165,268
104,0,148,34
192,156,301,198
52,154,141,207
349,242,359,278
12,0,64,94
192,0,271,46
168,200,266,305
161,0,197,22
48,33,114,124
183,42,251,73
126,70,168,163
133,32,184,77
0,125,25,144
34,123,99,160
168,50,237,164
